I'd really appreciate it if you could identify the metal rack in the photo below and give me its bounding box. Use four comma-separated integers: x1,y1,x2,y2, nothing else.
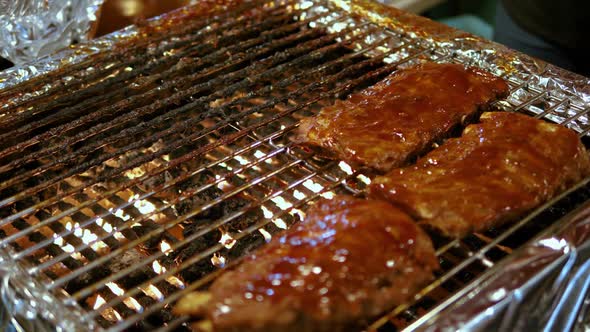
0,0,589,331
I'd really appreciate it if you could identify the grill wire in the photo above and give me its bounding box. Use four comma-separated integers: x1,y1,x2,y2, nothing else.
0,0,590,331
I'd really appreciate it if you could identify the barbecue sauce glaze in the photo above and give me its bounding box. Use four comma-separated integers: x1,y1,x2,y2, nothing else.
206,196,438,331
296,62,509,172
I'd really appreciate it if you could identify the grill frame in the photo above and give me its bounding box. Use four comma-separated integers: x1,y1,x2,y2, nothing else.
1,1,590,331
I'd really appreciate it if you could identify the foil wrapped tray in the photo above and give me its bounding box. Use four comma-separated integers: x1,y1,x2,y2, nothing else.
0,0,590,331
0,0,105,66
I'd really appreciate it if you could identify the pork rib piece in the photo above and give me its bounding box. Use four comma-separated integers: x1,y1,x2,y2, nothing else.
174,196,438,332
295,62,509,172
369,112,590,238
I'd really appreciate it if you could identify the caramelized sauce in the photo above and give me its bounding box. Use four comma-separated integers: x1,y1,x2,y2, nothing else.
207,196,438,329
370,112,590,238
297,63,509,172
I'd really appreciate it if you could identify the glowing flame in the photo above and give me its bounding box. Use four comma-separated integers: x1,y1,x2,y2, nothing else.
94,295,106,310
273,218,287,230
261,206,274,219
219,232,236,249
218,162,232,170
289,208,306,221
217,180,232,191
134,199,156,214
103,222,113,232
271,196,292,211
142,285,164,301
160,241,173,256
211,254,226,268
106,282,125,296
214,174,233,191
152,260,167,274
357,174,371,185
338,161,354,175
234,156,249,166
303,180,323,193
123,297,143,312
81,229,98,243
259,228,272,242
112,310,123,321
293,190,306,200
112,208,131,221
113,232,126,240
320,191,335,199
53,235,76,254
53,236,65,247
253,150,273,164
166,276,185,289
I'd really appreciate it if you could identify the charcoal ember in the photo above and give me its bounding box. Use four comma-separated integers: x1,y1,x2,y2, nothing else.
173,187,222,220
132,223,165,250
109,250,155,289
221,230,266,262
139,309,177,331
63,264,110,296
261,221,286,236
181,218,219,239
174,197,264,282
177,253,218,283
138,169,178,199
218,196,251,225
125,294,178,331
172,222,221,283
178,195,254,244
141,167,221,220
220,203,264,261
174,169,215,193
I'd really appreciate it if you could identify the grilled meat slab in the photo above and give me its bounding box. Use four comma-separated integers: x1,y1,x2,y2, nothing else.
295,62,509,172
175,196,438,331
369,112,590,238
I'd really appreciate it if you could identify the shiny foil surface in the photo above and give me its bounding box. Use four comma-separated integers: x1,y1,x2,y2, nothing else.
0,0,105,65
0,0,589,331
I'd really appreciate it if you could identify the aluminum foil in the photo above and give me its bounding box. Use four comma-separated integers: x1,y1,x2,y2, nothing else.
0,245,97,332
0,0,105,65
0,0,590,331
409,180,590,332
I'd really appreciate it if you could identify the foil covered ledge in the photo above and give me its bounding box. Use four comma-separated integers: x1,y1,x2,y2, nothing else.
0,1,589,331
408,178,590,332
0,246,97,331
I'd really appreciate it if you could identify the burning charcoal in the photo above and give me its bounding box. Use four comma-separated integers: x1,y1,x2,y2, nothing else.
220,230,266,262
177,253,218,283
171,223,222,283
132,223,165,250
108,250,155,289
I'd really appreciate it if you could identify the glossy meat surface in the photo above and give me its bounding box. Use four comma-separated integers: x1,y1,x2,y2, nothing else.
369,112,590,238
296,62,509,172
184,196,438,331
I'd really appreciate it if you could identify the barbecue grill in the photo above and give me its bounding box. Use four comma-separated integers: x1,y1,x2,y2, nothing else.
1,0,590,331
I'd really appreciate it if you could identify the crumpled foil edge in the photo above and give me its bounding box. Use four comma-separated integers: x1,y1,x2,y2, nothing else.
408,179,590,332
0,0,589,331
0,0,105,66
0,245,98,331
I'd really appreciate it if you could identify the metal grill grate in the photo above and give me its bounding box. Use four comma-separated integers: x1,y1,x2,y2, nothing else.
0,1,589,331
